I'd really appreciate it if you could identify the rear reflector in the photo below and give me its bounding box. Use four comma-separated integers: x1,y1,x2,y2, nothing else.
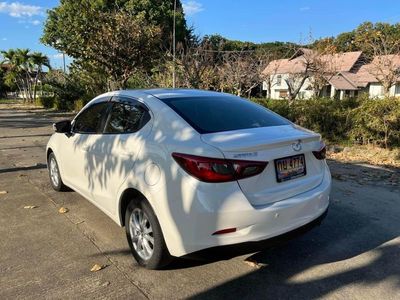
172,153,268,183
312,141,327,160
212,228,237,235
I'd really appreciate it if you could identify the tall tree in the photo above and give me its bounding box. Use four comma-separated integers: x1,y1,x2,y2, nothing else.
41,0,192,90
87,11,162,89
31,52,51,100
174,42,217,90
365,33,400,96
41,0,191,60
218,50,273,97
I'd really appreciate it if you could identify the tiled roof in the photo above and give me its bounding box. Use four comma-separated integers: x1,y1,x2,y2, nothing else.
329,74,359,90
348,66,378,86
263,51,363,75
345,55,400,87
319,52,363,72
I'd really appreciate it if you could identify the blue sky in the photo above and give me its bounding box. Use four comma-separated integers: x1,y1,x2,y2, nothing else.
1,0,399,68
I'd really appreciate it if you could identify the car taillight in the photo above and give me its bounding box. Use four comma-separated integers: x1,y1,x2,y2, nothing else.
312,142,326,160
172,153,268,183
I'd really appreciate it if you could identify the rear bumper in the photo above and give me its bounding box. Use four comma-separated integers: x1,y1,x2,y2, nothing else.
165,166,331,257
185,206,329,260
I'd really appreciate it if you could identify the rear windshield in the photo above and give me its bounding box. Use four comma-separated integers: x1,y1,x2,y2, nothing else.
161,96,290,134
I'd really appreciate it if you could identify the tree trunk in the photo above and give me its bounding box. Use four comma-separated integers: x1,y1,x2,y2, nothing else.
33,72,40,102
383,83,391,97
285,76,309,102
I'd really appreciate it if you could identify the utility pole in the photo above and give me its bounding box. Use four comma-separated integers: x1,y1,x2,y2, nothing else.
62,52,66,73
172,0,176,88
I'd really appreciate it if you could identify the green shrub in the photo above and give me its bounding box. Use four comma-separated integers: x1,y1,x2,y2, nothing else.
73,98,88,111
350,98,400,148
53,95,74,111
252,97,400,148
35,96,55,109
254,98,355,142
43,70,92,111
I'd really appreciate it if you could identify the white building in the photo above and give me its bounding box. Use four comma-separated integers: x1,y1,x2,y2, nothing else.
262,48,400,99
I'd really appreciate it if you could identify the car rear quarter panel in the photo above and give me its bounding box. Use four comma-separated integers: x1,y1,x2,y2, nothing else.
116,99,236,256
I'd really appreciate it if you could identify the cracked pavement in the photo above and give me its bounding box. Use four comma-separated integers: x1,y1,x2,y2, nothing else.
0,105,399,299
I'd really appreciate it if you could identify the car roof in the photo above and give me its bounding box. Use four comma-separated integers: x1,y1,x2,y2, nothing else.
119,88,230,100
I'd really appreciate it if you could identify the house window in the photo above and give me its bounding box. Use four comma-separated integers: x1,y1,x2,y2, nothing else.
276,75,282,86
279,90,288,98
395,84,400,95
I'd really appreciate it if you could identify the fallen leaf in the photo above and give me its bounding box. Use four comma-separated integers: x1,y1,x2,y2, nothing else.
244,258,267,269
58,207,69,214
0,190,8,195
95,280,110,287
90,264,105,272
24,205,37,209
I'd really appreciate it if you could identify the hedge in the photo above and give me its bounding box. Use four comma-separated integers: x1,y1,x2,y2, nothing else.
253,97,400,148
35,96,55,109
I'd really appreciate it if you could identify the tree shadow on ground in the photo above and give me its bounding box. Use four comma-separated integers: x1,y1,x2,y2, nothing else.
190,162,400,299
46,99,399,298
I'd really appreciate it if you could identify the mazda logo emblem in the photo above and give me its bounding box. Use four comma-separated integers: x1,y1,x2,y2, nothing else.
292,140,302,151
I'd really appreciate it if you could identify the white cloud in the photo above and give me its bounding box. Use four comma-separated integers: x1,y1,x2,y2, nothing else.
53,53,64,59
0,2,43,18
31,19,40,25
182,1,203,16
300,6,311,12
2,37,7,41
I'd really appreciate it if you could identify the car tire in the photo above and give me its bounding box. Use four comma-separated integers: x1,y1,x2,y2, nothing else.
48,152,68,192
125,198,172,269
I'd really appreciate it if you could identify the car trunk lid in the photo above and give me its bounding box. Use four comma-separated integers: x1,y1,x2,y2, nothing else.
201,125,325,206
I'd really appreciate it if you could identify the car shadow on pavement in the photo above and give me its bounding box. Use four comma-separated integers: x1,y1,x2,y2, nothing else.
188,161,400,299
0,163,47,174
0,133,52,139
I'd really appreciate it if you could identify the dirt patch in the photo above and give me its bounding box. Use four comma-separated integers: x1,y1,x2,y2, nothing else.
327,145,400,168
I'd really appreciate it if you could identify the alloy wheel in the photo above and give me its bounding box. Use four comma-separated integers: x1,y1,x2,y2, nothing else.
129,208,154,261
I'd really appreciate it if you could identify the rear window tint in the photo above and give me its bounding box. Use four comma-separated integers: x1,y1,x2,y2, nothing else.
161,96,290,134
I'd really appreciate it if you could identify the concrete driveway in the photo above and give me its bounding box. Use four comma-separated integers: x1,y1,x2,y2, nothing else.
0,105,399,299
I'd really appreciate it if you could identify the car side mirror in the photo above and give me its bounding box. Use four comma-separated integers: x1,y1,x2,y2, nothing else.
53,120,71,134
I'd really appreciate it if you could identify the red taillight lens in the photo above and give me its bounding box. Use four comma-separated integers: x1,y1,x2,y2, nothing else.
172,153,268,183
312,142,327,160
212,228,237,235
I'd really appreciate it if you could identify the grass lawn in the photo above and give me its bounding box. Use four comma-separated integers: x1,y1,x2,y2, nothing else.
0,98,21,104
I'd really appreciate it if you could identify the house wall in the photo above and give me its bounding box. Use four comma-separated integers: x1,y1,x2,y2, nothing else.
368,83,400,97
265,74,314,99
390,84,400,96
369,83,384,97
264,76,400,100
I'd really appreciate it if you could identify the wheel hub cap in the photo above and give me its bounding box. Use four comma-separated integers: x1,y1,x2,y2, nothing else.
129,208,154,261
49,158,59,187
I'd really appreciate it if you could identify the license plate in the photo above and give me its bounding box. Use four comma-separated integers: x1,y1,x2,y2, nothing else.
274,154,306,182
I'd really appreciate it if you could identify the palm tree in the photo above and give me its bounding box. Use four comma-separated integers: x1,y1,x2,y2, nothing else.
1,49,25,100
1,49,51,102
16,48,34,101
31,52,51,100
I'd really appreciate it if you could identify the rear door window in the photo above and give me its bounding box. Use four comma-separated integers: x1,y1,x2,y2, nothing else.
104,100,150,134
73,102,110,134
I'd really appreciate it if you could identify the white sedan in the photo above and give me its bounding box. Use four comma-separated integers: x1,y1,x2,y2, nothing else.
46,89,331,269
